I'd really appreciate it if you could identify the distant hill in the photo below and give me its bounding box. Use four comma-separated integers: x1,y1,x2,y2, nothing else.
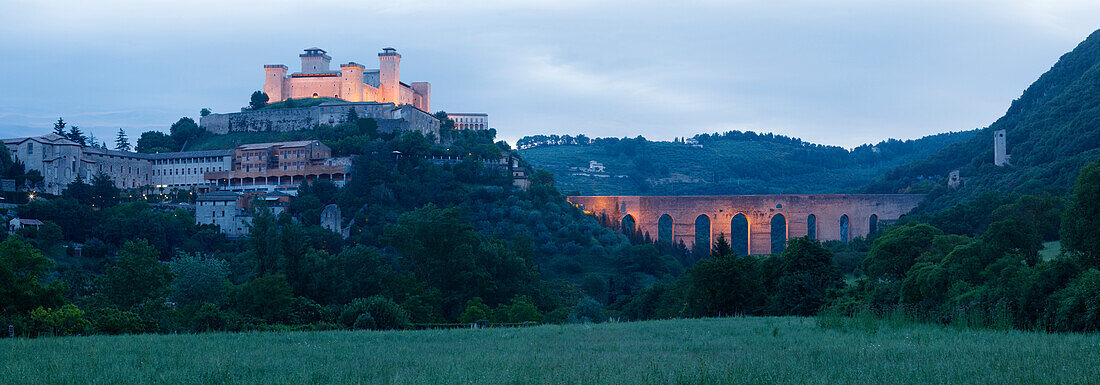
865,29,1100,212
518,130,974,196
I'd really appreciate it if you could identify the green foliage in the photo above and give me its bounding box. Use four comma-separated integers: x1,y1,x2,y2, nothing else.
864,224,944,280
232,274,295,324
0,238,65,314
1062,158,1100,267
1045,269,1100,331
570,296,605,323
168,254,230,308
458,297,492,324
169,117,203,148
340,296,409,330
249,91,269,109
30,304,89,336
100,239,173,309
772,237,844,316
114,128,131,151
685,236,765,316
89,307,146,335
136,131,176,153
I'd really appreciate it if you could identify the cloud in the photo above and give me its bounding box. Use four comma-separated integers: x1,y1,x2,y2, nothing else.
1,0,1099,148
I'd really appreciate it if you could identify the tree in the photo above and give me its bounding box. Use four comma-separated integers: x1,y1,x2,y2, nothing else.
52,117,66,136
115,129,131,151
458,297,491,324
100,239,173,309
90,172,119,207
67,126,87,146
864,223,944,280
136,131,176,153
772,237,844,316
168,254,230,308
1062,158,1100,267
340,296,410,330
250,91,270,109
232,274,294,323
0,238,65,313
685,235,765,316
169,117,202,147
200,108,212,117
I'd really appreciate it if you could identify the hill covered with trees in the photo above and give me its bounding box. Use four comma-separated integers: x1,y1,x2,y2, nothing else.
866,29,1100,212
517,130,974,196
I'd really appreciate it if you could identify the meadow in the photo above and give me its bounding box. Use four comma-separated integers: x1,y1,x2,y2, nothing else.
3,317,1098,385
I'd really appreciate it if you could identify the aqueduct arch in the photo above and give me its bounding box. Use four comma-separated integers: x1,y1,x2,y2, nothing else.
569,194,924,255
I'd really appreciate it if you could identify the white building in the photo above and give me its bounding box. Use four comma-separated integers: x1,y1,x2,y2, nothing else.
446,113,490,130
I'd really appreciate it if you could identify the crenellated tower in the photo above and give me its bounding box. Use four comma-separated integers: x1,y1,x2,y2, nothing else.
378,47,401,104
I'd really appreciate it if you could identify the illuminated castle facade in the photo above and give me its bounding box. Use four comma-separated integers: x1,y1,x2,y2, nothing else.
263,47,431,112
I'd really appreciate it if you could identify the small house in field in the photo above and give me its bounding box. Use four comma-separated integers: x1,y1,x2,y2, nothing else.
8,218,43,233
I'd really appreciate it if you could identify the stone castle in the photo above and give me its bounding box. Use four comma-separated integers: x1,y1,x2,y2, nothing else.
200,47,446,138
265,47,430,112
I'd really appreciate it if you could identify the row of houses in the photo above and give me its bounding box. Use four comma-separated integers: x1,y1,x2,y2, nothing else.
2,134,351,195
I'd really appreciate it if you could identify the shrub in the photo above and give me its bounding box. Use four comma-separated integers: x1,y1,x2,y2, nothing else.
90,307,146,335
340,296,410,330
570,297,605,323
1045,269,1100,332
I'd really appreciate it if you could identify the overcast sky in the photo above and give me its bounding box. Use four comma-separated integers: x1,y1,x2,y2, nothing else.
1,0,1099,148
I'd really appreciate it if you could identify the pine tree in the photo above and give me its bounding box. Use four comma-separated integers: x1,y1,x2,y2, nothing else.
115,129,131,151
52,118,66,136
67,126,87,146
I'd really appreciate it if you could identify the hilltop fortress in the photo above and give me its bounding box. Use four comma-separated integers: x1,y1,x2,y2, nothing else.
264,47,430,111
200,47,442,138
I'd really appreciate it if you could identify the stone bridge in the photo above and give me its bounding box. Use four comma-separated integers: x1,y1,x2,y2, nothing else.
567,194,925,255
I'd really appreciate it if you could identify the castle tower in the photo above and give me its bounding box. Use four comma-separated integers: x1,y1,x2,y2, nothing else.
340,62,365,102
263,65,288,102
994,129,1010,166
411,82,431,111
300,47,332,73
378,47,401,105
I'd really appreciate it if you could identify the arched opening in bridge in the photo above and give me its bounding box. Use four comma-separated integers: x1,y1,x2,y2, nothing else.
840,214,850,242
869,214,879,235
771,214,787,254
658,214,673,245
694,214,711,254
621,215,636,237
807,214,817,240
731,213,749,256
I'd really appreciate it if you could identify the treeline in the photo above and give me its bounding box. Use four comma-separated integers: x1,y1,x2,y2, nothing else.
0,117,690,336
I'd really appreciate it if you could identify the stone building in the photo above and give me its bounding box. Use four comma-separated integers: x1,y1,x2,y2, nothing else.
195,190,290,237
203,140,351,194
263,47,430,112
148,150,234,190
446,113,490,130
3,134,345,195
195,191,250,237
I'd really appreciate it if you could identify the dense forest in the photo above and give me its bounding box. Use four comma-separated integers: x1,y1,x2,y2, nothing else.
518,130,974,196
866,29,1100,212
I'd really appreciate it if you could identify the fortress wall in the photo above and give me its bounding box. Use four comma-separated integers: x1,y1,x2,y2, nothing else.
201,108,319,134
287,77,343,100
568,194,925,255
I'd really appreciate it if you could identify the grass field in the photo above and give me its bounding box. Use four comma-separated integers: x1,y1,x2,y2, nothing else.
4,317,1098,384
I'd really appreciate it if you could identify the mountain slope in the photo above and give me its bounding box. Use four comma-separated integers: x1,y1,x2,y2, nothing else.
866,29,1100,211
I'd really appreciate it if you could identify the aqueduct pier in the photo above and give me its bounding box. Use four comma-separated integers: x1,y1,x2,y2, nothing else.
568,194,925,255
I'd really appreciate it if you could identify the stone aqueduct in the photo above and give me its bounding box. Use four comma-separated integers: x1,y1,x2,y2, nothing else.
567,195,925,255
